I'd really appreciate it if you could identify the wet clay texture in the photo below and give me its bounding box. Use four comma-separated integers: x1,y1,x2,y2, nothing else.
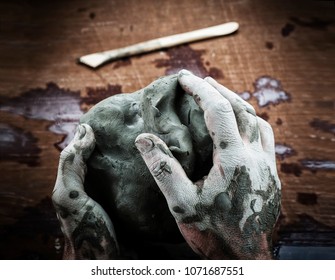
80,74,213,244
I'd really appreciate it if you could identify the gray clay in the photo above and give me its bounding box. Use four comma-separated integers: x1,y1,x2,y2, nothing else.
53,70,282,259
80,74,213,243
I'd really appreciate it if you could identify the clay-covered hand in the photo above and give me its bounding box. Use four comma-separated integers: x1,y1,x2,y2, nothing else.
135,70,281,259
52,124,119,259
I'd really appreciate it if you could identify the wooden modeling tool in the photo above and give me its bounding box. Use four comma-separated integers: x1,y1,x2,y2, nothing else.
79,22,239,68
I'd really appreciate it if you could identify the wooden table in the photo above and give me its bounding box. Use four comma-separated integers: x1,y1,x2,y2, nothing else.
0,0,334,259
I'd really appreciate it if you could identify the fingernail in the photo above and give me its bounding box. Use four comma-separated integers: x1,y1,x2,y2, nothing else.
77,124,86,139
179,69,192,76
135,136,155,154
204,76,215,84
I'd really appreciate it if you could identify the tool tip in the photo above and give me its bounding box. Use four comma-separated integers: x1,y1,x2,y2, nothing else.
78,53,107,68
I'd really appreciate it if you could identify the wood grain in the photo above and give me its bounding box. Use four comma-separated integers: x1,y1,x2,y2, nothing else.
0,0,334,259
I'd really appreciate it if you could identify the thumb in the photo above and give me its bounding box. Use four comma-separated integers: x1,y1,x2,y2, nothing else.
135,133,196,213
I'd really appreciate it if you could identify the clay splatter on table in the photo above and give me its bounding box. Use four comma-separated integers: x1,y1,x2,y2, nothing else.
280,163,302,177
153,44,224,79
280,16,333,43
236,75,291,112
275,143,296,160
289,17,333,30
281,23,295,37
111,58,132,69
276,118,283,125
0,83,121,150
300,159,335,171
0,83,82,150
252,76,290,107
258,112,270,121
89,12,96,20
0,124,41,166
297,192,318,206
309,118,335,135
265,41,274,49
83,84,122,105
280,159,335,177
238,91,251,101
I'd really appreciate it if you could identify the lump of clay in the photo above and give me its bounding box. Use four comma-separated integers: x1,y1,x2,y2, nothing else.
80,74,213,246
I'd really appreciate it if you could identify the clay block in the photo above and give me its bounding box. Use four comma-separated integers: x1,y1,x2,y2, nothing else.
80,74,212,243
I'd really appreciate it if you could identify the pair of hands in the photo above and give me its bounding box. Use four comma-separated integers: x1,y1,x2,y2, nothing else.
52,70,281,259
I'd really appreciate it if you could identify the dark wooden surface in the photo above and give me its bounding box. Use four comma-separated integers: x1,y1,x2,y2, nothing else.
0,0,334,259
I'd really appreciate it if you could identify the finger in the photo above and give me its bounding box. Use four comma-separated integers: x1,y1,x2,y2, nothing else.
135,133,197,215
53,124,120,259
54,124,96,210
53,184,120,259
205,76,260,144
61,123,96,161
205,76,256,116
257,117,275,159
178,69,243,150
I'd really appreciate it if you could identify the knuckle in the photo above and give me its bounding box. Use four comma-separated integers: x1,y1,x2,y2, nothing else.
148,158,161,173
264,122,274,136
208,99,233,113
52,190,64,205
150,159,172,181
242,100,256,115
262,119,272,130
258,117,272,129
60,148,74,158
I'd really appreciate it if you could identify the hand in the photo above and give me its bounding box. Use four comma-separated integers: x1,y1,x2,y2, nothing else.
52,124,119,259
135,70,281,259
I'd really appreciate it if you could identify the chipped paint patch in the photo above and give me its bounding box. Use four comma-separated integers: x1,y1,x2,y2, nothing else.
238,91,251,101
281,23,295,37
309,118,335,135
265,41,274,49
280,163,302,177
0,82,121,150
253,76,290,107
275,143,296,160
300,160,335,171
258,112,269,121
297,192,318,205
0,123,41,166
289,17,333,30
153,44,223,79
